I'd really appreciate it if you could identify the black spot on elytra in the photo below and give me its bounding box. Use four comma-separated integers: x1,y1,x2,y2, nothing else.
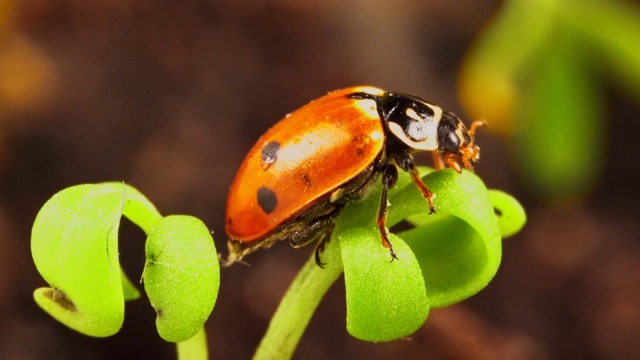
257,186,278,214
261,141,280,170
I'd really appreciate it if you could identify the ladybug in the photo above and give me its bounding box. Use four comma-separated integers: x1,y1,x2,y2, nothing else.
224,86,484,266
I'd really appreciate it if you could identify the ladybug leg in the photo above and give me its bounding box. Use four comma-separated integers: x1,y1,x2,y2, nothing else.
432,152,446,170
444,153,463,173
313,232,332,268
289,205,343,267
289,210,340,248
378,165,399,261
409,167,437,214
394,150,436,214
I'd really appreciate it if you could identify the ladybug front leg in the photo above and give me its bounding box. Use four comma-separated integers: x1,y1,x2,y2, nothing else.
409,167,437,214
444,153,463,173
432,152,446,170
377,165,399,261
394,151,437,214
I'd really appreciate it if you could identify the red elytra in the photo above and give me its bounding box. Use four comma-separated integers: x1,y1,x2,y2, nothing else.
224,86,484,266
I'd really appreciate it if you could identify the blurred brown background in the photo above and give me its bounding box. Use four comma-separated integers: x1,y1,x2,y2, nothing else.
1,0,639,359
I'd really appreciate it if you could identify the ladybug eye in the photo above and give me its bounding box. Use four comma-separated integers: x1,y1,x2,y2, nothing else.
441,131,461,152
437,112,466,152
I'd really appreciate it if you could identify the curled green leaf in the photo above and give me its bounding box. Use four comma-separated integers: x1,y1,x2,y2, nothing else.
390,169,502,308
337,185,428,342
255,168,521,357
31,184,149,336
336,168,502,338
342,233,429,341
488,190,527,238
143,215,219,343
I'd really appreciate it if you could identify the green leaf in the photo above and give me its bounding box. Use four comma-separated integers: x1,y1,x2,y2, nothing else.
335,168,504,338
488,190,527,238
31,183,161,336
31,184,128,336
143,215,219,343
254,168,517,354
31,182,217,360
338,185,428,342
390,169,502,308
102,182,163,235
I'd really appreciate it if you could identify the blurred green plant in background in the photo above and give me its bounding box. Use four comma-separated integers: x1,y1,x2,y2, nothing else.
460,0,640,201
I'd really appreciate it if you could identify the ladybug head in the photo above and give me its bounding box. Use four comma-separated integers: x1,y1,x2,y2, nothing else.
368,90,485,171
437,112,485,171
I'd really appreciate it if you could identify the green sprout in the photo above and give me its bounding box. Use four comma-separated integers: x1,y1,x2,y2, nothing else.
254,167,526,359
30,169,525,359
31,183,219,358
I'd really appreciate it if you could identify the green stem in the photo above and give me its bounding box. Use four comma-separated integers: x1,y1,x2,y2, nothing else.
253,241,343,360
176,327,208,360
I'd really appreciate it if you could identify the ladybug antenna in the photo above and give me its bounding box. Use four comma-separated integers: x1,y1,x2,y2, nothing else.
469,119,487,138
